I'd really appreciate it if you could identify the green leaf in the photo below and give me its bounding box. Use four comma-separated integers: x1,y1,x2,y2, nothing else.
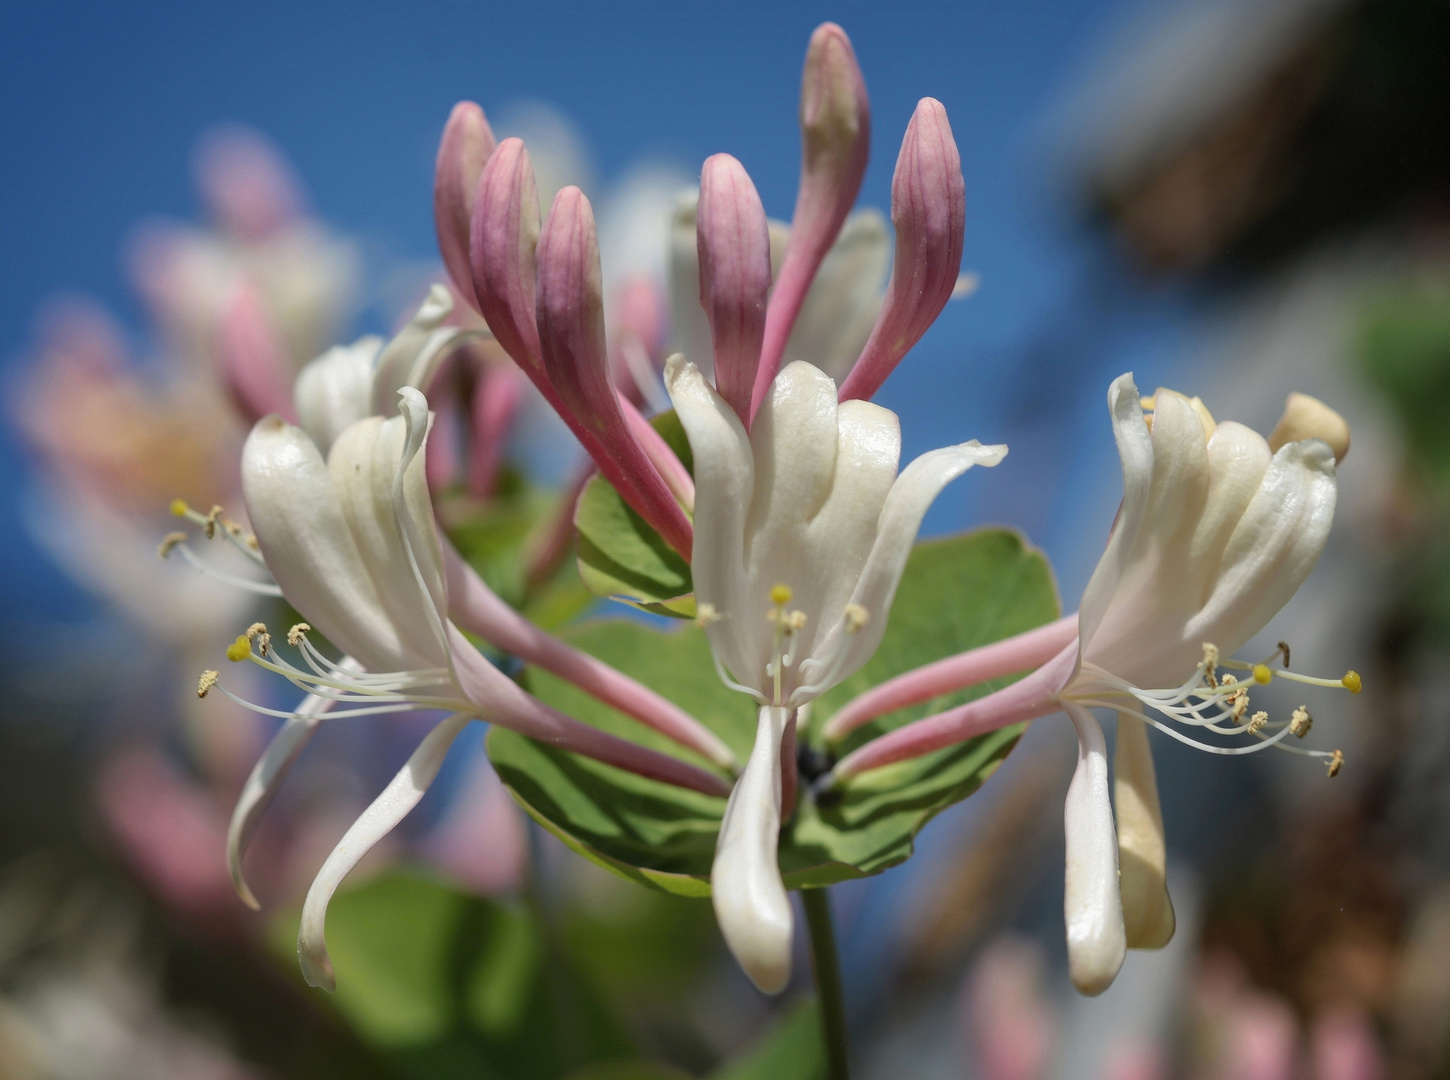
268,871,633,1080
563,1065,694,1080
709,1000,824,1080
574,411,695,618
489,528,1060,894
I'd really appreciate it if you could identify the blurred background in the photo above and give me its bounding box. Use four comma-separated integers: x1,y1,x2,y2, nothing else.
1,0,1448,1076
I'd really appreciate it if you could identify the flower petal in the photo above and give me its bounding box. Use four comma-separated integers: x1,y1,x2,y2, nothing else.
298,712,473,990
664,355,758,693
433,101,497,305
781,208,889,382
712,705,794,994
1114,714,1175,950
294,336,383,455
1062,700,1126,996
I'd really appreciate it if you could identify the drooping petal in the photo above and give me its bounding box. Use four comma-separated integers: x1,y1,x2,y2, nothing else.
1077,373,1154,652
751,23,872,414
664,356,757,692
242,417,407,672
299,711,473,990
293,336,383,455
839,97,965,403
712,705,794,994
1061,700,1126,996
434,101,497,305
796,438,1007,699
1114,714,1175,950
697,153,771,424
227,680,345,909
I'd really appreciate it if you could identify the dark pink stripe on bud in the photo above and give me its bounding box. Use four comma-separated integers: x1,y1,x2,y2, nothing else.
434,102,496,310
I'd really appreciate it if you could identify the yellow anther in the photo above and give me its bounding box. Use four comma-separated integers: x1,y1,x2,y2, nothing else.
1221,673,1237,686
287,623,311,647
770,584,793,607
1326,749,1344,778
226,635,252,662
783,610,808,633
157,532,187,560
844,603,869,633
1290,706,1312,738
1342,670,1362,695
1253,664,1273,685
694,603,720,629
1229,688,1249,723
197,670,219,698
245,622,267,639
245,623,271,655
1247,711,1268,734
170,498,189,517
1140,395,1157,411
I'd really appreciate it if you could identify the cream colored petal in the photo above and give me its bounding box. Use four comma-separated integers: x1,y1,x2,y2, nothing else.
1062,701,1126,996
1114,714,1175,950
1185,438,1337,656
294,336,382,455
327,413,447,670
241,416,403,671
795,439,1006,700
711,705,793,994
664,355,758,691
666,193,716,381
298,712,472,990
368,285,451,413
1077,373,1154,652
1269,392,1349,463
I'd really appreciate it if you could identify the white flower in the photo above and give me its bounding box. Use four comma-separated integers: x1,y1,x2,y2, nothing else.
667,354,1004,992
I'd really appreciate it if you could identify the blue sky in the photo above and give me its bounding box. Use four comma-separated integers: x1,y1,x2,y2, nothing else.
0,0,1178,623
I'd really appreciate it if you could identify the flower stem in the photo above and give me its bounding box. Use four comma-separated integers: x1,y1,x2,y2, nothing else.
802,886,850,1080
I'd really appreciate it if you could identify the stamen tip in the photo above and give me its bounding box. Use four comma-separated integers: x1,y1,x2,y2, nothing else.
770,583,793,606
197,669,219,698
157,531,187,560
170,498,189,517
287,622,311,647
843,603,869,633
1253,663,1273,685
1326,749,1344,778
1342,670,1362,695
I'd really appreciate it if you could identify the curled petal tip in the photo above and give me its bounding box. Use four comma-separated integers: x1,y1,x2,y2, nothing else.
1269,391,1350,463
839,97,965,402
434,101,497,307
698,154,770,423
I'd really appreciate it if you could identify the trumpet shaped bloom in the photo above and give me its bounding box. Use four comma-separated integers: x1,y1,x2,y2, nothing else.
668,354,1004,992
213,388,728,990
825,372,1351,995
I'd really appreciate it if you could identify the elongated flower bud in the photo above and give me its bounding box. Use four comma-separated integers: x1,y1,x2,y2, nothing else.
751,23,871,414
471,137,545,374
196,126,303,241
698,154,771,424
434,101,496,308
839,98,965,402
220,283,296,424
535,187,695,559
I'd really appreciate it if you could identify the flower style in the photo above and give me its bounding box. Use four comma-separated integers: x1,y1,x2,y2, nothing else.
206,387,730,991
820,373,1354,995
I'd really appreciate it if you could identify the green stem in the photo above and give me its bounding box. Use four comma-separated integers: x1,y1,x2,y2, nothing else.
802,886,850,1080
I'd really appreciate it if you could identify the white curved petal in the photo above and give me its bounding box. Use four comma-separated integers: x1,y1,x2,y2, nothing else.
328,414,447,670
294,336,382,455
711,705,793,994
1114,714,1174,950
665,355,758,690
242,416,403,671
298,712,472,991
227,674,351,909
1078,373,1153,652
1184,438,1337,655
368,285,451,414
795,440,1006,699
1062,701,1125,996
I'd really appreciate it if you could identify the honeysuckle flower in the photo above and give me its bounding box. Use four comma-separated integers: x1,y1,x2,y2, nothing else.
209,388,729,990
667,354,1005,992
821,372,1354,995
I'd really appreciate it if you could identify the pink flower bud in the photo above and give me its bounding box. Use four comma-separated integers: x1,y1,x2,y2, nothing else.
194,126,304,241
434,101,497,309
840,97,965,402
220,282,297,424
751,22,871,414
470,137,545,374
697,154,771,424
535,187,695,559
